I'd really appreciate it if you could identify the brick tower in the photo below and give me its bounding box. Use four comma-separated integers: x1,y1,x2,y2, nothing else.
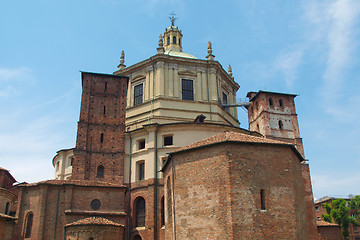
247,91,305,157
72,72,129,183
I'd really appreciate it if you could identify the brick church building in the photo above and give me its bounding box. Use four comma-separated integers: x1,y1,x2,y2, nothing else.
7,20,321,239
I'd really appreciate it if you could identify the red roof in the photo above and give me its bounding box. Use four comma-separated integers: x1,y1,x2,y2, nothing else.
18,179,126,188
174,131,292,153
317,220,340,227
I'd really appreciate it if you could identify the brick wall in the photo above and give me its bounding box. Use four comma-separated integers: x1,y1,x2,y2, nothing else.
164,141,320,240
72,72,128,184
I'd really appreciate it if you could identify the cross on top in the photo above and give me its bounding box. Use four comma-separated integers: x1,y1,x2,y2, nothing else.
169,11,177,26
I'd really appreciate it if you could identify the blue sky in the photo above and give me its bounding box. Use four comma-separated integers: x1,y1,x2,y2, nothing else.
1,0,359,199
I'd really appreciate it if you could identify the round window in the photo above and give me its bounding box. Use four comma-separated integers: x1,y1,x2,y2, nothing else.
90,199,101,210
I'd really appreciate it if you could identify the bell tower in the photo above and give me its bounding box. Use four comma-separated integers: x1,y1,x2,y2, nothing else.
72,72,129,183
247,91,305,157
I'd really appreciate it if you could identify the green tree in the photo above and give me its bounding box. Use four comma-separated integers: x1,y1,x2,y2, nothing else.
321,196,360,240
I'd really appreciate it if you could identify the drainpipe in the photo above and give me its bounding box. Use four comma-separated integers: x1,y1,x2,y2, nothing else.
148,57,156,123
206,61,212,121
127,131,132,240
154,125,159,240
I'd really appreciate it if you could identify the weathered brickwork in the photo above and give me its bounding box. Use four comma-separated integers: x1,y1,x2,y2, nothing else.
163,141,321,240
73,72,128,184
127,178,165,240
13,181,127,240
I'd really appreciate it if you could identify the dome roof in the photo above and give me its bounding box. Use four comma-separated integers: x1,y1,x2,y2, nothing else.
164,50,197,59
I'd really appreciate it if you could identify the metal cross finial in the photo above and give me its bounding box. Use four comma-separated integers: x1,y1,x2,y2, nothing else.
169,11,177,26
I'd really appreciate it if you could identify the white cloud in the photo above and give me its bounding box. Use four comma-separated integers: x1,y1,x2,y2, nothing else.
312,173,360,199
0,85,20,97
274,50,303,88
0,67,32,82
304,0,360,115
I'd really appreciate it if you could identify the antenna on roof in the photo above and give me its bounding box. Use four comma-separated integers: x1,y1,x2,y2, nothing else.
169,11,177,26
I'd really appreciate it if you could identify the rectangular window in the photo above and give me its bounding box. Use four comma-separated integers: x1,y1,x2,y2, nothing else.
222,92,228,105
137,162,145,181
164,136,173,146
182,79,194,100
138,139,145,150
260,189,266,210
134,83,143,106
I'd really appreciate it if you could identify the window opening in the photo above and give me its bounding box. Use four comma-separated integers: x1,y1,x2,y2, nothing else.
269,98,273,106
222,92,228,105
104,81,107,91
134,84,143,106
161,196,165,226
25,213,33,238
103,106,106,115
164,136,173,146
179,38,181,46
97,165,104,178
279,99,283,107
167,177,172,221
135,197,146,227
182,79,194,100
100,133,104,143
278,120,283,130
137,162,145,181
90,199,101,210
138,139,145,150
173,36,176,44
260,189,266,210
167,37,170,45
5,202,9,214
133,235,142,240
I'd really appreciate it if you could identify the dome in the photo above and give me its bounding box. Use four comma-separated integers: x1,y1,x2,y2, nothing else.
164,50,197,59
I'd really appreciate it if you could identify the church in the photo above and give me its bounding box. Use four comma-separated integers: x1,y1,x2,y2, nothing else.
4,19,320,239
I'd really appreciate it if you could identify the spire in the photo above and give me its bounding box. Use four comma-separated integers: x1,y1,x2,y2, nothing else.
117,50,126,70
206,41,215,60
157,34,165,54
228,64,233,78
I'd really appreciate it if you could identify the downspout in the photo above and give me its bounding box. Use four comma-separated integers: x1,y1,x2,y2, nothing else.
206,61,212,121
148,57,156,123
154,125,159,240
127,132,132,240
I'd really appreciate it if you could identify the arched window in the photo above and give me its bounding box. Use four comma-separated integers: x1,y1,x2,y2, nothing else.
279,99,283,107
5,202,9,214
260,189,266,210
269,98,273,106
161,196,165,226
167,37,170,45
173,36,176,44
97,165,104,178
278,120,283,130
135,197,145,227
167,177,172,221
25,213,33,238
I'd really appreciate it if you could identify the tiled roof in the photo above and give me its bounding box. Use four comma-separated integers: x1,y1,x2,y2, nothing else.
317,220,340,227
174,131,292,153
65,217,123,227
18,179,126,188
